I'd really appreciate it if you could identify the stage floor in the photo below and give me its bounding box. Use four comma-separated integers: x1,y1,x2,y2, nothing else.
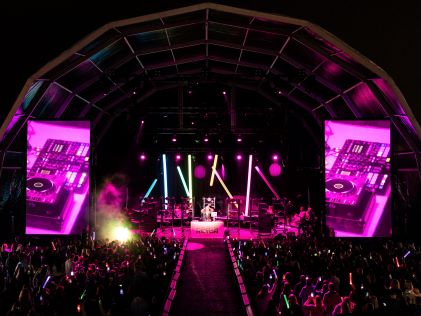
136,222,299,240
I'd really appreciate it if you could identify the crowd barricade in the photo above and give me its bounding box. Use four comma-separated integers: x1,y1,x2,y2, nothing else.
227,238,254,316
162,238,188,316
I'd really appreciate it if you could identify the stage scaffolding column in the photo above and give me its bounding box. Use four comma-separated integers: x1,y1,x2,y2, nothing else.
178,84,183,129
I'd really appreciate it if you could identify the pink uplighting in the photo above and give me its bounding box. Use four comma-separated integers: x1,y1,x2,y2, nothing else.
186,242,205,251
194,165,206,179
269,163,282,177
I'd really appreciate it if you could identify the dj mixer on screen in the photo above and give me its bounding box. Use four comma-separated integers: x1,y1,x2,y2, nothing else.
26,121,90,234
325,121,391,237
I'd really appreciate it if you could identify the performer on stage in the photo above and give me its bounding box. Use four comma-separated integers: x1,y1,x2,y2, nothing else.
285,200,295,226
298,206,315,235
201,204,214,221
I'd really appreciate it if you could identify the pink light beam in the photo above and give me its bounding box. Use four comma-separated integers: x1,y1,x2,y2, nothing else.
255,166,280,199
245,155,253,217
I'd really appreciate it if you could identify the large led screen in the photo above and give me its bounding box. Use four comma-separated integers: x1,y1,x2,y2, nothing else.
26,121,90,234
325,120,391,237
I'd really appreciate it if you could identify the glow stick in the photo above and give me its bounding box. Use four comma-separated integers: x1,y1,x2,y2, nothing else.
210,154,218,186
404,251,411,259
163,154,168,209
395,256,400,268
349,272,353,285
177,166,190,196
142,179,157,202
255,166,280,199
43,276,51,289
245,155,253,216
283,294,290,309
188,154,192,200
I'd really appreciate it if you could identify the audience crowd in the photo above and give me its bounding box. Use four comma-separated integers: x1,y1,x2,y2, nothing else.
2,228,421,316
0,234,182,315
232,235,421,316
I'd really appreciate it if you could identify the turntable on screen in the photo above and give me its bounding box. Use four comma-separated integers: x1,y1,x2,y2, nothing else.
325,176,375,233
26,174,72,231
326,178,356,194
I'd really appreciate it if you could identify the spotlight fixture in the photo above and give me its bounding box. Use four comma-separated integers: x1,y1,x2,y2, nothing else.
236,135,242,143
140,154,146,160
222,90,227,95
176,154,182,161
172,135,177,142
112,226,132,242
272,154,279,161
204,135,209,142
207,154,213,161
236,154,243,161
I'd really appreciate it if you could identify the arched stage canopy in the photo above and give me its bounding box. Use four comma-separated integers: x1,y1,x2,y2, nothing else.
0,3,420,192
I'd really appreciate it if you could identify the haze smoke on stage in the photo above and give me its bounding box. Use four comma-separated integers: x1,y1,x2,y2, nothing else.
111,225,132,242
96,174,131,241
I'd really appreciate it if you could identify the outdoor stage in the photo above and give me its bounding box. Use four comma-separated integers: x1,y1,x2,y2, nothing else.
137,221,300,240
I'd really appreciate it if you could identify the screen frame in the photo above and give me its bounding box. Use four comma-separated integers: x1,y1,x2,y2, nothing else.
323,118,392,238
25,119,92,236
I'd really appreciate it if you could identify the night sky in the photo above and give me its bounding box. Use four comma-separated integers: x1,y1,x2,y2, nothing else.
1,0,421,125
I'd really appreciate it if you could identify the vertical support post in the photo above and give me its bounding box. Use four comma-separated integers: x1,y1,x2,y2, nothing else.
188,154,193,201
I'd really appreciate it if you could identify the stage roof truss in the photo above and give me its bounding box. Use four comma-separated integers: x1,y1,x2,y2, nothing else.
0,2,420,178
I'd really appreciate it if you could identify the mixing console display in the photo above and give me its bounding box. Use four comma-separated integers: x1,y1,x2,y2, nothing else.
325,121,391,237
26,121,90,234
